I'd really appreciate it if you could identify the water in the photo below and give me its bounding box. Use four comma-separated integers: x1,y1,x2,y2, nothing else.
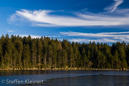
0,70,129,86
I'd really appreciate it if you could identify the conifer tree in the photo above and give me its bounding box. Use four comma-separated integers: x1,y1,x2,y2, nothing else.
62,49,68,67
0,34,129,69
82,48,87,68
22,44,31,69
31,40,37,68
37,39,42,68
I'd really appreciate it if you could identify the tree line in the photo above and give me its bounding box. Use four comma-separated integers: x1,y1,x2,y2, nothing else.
0,34,129,69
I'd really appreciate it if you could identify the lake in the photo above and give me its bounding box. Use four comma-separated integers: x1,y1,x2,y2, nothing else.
0,70,129,86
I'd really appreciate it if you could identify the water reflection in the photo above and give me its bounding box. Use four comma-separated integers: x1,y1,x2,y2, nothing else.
44,75,129,86
0,70,129,86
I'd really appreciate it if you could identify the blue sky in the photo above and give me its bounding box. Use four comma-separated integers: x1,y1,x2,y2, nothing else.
0,0,129,44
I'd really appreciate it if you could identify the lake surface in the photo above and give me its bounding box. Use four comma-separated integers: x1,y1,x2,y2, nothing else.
0,70,129,86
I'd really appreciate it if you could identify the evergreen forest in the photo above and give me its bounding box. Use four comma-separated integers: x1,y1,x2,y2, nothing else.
0,34,129,69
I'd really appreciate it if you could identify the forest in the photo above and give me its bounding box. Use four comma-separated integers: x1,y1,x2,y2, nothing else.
0,34,129,69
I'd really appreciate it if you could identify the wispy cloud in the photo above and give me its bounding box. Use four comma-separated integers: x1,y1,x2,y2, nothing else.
18,34,60,38
104,0,124,12
7,30,15,33
60,31,129,38
60,31,129,43
70,38,117,43
9,8,129,27
19,34,41,38
47,35,60,37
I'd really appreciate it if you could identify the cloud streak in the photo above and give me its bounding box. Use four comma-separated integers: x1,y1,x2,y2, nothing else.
70,38,117,43
104,0,124,12
9,8,129,27
60,31,129,43
19,34,41,38
60,31,129,38
7,30,15,33
18,34,60,38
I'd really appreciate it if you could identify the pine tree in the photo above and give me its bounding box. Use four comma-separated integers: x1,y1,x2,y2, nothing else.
0,34,129,69
0,40,3,68
3,34,13,68
117,43,127,68
114,49,121,68
69,46,74,68
96,50,106,68
62,49,68,67
51,41,58,68
0,35,4,68
37,39,42,69
31,39,37,68
82,48,87,68
14,38,23,68
104,44,113,68
12,47,18,69
22,44,31,69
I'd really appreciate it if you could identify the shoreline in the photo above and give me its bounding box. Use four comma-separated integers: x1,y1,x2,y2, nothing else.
0,68,128,71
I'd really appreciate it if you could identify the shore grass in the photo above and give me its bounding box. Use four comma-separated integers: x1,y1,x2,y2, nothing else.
0,68,128,71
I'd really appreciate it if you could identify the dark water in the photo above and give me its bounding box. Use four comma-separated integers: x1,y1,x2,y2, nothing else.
45,75,129,86
0,70,129,86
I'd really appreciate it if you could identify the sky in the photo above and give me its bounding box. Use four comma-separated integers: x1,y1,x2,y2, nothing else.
0,0,129,44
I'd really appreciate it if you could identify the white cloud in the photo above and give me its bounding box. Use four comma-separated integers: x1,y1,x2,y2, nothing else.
18,34,60,38
70,38,117,43
115,9,129,14
47,35,60,37
60,31,129,38
7,30,15,32
60,31,129,43
98,31,129,35
19,35,41,38
9,8,129,27
104,0,124,12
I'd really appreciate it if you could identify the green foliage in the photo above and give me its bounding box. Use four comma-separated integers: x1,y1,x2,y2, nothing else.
0,34,129,69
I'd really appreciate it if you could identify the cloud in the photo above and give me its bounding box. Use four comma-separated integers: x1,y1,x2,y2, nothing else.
70,38,117,43
104,0,124,12
60,31,129,43
115,9,129,14
48,35,60,37
60,31,129,38
18,34,60,38
19,34,41,38
9,8,129,27
7,30,15,32
14,31,129,43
